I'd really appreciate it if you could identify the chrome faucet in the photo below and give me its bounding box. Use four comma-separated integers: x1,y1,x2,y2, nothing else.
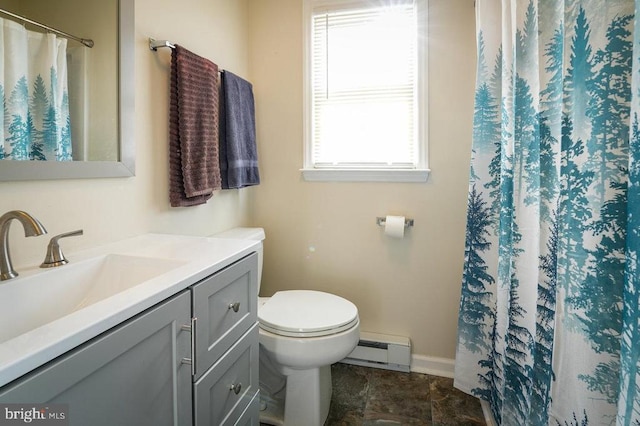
0,210,47,281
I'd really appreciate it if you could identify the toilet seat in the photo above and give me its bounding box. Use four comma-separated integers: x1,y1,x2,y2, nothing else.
258,290,359,338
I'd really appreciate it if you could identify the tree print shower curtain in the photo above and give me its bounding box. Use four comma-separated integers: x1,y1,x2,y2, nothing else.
0,17,72,161
454,1,640,425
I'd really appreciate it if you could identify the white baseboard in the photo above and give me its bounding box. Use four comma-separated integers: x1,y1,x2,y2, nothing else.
410,354,455,378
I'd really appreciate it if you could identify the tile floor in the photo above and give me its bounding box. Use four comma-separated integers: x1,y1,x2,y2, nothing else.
325,363,486,425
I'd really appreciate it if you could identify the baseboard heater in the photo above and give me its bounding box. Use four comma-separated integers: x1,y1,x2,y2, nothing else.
340,332,411,373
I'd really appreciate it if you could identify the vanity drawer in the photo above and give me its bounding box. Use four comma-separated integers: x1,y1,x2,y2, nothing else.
191,252,258,379
193,324,259,426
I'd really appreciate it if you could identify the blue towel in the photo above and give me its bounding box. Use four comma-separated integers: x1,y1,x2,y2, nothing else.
219,71,260,189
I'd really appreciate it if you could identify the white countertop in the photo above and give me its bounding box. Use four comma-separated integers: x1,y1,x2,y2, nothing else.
0,233,260,387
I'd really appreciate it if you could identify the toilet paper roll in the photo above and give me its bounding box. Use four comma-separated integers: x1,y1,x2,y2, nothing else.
384,215,405,238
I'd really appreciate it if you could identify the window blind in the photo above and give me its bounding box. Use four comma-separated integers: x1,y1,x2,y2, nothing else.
310,0,418,169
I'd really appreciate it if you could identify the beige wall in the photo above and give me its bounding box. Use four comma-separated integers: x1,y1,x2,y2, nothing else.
247,0,476,360
0,0,254,269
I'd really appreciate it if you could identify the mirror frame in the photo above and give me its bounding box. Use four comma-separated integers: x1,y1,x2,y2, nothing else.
0,0,135,181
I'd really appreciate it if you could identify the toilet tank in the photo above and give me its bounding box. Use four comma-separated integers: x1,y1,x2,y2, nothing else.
212,227,265,294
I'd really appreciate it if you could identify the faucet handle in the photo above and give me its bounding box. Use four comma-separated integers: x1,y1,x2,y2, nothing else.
40,230,84,268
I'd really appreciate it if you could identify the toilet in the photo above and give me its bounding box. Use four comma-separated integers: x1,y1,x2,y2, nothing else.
214,228,360,426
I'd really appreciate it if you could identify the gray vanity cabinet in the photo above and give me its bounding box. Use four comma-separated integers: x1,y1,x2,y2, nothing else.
0,290,193,426
0,252,260,426
192,252,259,426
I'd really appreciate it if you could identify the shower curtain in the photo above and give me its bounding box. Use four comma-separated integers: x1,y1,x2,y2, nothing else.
454,1,639,425
0,17,72,161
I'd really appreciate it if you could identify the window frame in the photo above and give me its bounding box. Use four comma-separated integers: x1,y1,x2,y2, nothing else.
301,0,430,183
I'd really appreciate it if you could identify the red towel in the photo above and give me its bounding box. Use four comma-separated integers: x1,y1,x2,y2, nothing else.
169,45,221,207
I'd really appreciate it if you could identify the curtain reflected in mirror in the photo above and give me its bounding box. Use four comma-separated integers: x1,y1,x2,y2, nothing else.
1,18,72,161
0,0,118,164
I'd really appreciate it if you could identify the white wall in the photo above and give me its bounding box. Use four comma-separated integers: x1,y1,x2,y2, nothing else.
0,0,255,270
247,0,476,360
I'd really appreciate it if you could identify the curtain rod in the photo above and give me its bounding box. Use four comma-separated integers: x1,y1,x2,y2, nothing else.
0,8,94,48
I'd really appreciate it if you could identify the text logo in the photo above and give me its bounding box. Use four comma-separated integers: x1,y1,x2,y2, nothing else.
0,404,68,426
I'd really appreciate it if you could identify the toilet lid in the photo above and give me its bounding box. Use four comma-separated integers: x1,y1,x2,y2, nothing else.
258,290,359,338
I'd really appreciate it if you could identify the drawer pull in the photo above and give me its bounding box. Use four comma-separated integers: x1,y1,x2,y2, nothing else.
230,383,242,395
228,302,240,313
181,317,197,376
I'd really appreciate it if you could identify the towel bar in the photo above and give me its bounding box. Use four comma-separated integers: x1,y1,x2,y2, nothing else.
149,38,227,75
149,38,226,76
149,38,175,51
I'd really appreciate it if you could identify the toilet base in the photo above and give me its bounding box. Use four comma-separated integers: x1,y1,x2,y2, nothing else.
259,393,284,426
260,365,332,426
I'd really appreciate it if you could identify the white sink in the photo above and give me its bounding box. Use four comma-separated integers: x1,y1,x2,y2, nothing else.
0,254,186,344
0,233,260,388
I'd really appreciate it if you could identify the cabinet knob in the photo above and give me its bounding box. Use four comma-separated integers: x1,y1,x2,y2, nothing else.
230,383,242,395
228,302,240,313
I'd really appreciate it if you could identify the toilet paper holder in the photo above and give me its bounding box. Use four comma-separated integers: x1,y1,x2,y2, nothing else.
376,217,414,227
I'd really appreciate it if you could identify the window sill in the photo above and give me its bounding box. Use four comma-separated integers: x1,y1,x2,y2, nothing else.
300,168,431,183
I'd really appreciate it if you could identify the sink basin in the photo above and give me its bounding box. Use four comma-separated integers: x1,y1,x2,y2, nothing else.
0,254,186,344
0,233,260,388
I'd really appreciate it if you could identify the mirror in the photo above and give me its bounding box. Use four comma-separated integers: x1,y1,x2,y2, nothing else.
0,0,134,181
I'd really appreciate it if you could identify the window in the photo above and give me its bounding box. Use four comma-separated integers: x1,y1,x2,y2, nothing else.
302,0,429,182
